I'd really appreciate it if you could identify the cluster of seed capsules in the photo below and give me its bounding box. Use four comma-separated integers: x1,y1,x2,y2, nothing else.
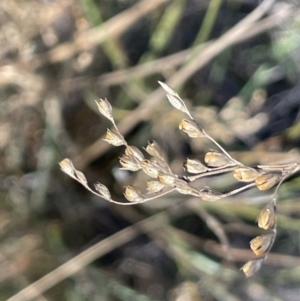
60,82,300,276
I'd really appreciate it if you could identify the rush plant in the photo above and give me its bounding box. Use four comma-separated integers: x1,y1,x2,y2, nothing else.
60,82,300,277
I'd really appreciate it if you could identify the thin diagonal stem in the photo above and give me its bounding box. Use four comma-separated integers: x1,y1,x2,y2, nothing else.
185,165,238,182
220,183,256,199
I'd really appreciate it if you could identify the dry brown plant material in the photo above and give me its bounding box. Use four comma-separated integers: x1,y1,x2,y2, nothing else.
179,119,205,138
250,234,274,256
119,154,141,171
103,128,126,146
60,82,300,276
233,166,260,182
144,140,166,161
204,151,233,167
258,202,276,230
124,186,145,203
241,259,264,277
146,180,165,194
184,158,208,174
255,173,281,191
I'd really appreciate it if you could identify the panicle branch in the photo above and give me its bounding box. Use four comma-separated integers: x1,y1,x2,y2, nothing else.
60,82,300,276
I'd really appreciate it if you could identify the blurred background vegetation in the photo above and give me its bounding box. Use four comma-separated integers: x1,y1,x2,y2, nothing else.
1,0,300,300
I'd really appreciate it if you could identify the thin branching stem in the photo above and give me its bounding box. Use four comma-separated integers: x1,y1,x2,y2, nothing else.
221,183,256,199
185,165,238,182
60,73,299,277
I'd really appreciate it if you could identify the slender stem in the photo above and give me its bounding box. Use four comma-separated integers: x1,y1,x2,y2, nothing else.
220,182,256,199
258,162,298,172
70,173,175,205
185,165,238,182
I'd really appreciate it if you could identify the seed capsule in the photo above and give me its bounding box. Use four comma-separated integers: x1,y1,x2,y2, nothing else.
95,183,111,199
145,140,165,160
95,98,113,120
179,119,204,138
258,202,276,230
75,170,87,185
158,81,192,117
241,259,263,277
125,146,144,161
124,186,144,202
184,158,207,174
158,173,176,186
151,158,171,173
250,234,274,256
119,154,141,171
204,151,231,167
174,179,202,196
103,129,126,146
59,158,75,176
147,180,165,194
233,167,260,182
255,173,281,191
141,159,160,178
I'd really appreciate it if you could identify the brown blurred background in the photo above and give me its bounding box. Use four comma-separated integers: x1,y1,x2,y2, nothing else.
1,0,300,300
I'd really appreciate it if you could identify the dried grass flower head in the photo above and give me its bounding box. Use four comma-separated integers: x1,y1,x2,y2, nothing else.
258,202,276,230
255,173,281,191
104,128,126,146
124,186,145,202
95,98,113,121
60,82,298,277
184,158,208,174
204,151,232,167
241,259,264,277
59,158,75,176
233,166,260,182
179,119,205,138
250,234,274,256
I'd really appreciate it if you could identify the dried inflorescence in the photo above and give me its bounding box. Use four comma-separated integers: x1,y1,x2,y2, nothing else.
60,82,300,276
240,200,277,277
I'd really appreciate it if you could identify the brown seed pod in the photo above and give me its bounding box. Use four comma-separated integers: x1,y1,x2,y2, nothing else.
141,159,160,178
250,234,274,256
95,183,111,199
119,154,141,171
75,170,88,185
174,179,202,196
158,81,192,118
124,186,144,202
145,140,165,160
103,129,126,146
241,259,263,277
179,119,205,138
255,173,281,191
158,173,176,186
95,98,113,121
150,157,172,173
59,158,75,176
258,202,276,230
146,180,165,194
204,151,231,167
233,167,260,182
125,146,144,161
184,158,208,174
